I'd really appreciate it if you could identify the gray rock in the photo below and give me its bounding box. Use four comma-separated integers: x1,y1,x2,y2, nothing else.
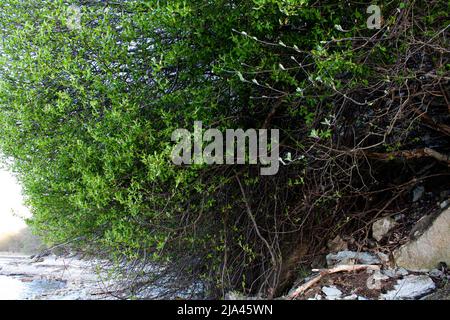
413,186,425,202
372,217,397,241
397,267,409,276
327,235,348,253
394,208,450,270
322,286,342,300
326,251,381,267
381,267,410,278
376,252,390,263
429,269,445,278
440,200,449,209
381,275,435,300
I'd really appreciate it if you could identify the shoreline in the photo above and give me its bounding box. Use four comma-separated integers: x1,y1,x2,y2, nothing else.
0,253,115,300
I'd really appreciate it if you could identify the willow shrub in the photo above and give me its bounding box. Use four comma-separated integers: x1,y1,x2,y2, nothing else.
0,0,447,297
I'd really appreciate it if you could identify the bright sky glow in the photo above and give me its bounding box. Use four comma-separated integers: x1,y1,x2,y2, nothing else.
0,168,30,236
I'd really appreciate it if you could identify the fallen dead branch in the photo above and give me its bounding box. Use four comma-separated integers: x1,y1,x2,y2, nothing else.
424,148,450,165
288,264,380,300
366,148,450,166
412,107,450,136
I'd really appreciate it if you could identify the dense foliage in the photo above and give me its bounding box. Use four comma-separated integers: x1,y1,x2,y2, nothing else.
0,0,448,298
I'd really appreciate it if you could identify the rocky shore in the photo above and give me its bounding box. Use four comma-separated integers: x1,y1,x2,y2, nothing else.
1,206,449,300
0,253,114,300
227,206,450,301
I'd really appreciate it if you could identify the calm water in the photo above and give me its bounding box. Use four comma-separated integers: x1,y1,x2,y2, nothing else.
0,275,66,300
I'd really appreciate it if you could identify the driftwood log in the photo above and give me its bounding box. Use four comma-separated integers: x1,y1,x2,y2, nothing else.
288,264,381,300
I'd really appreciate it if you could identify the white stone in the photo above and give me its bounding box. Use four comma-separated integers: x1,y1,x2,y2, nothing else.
322,286,342,300
381,275,435,300
343,294,358,300
372,217,397,241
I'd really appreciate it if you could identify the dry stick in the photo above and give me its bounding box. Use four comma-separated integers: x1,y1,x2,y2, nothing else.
366,148,450,166
288,264,380,300
411,106,450,136
424,148,450,165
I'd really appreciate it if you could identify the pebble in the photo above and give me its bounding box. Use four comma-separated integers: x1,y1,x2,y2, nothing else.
413,186,425,202
322,286,342,300
429,269,445,278
372,217,397,241
440,200,449,209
